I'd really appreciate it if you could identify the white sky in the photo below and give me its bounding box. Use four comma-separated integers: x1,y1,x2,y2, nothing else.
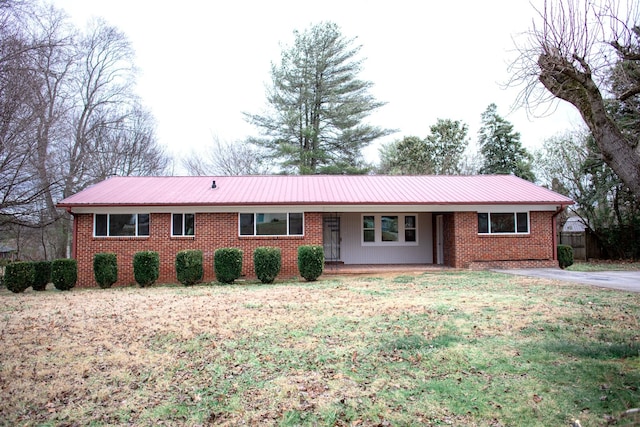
51,0,582,172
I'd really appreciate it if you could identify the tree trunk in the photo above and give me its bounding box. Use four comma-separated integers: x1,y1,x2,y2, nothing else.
537,53,640,197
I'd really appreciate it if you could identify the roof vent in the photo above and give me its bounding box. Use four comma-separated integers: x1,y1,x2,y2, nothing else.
211,180,217,189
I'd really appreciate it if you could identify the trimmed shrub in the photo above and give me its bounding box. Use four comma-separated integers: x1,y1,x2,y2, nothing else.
4,262,35,293
297,245,324,281
51,259,77,291
32,261,51,291
133,251,159,287
94,253,118,289
175,250,203,286
214,248,243,284
254,247,281,284
557,244,574,269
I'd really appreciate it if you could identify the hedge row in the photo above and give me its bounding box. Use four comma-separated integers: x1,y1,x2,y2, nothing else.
89,245,325,288
2,245,324,292
3,259,77,293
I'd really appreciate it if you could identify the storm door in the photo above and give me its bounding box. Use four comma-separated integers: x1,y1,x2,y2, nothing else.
323,215,341,261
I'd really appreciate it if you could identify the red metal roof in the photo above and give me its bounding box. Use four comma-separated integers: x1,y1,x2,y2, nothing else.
57,175,574,208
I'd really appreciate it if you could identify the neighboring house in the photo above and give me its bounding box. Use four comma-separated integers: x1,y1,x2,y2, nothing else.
562,216,588,232
57,175,574,286
0,244,17,261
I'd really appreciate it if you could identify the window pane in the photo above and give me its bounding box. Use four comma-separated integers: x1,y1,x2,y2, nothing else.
240,213,254,235
405,216,416,229
490,213,515,233
95,214,107,236
110,214,136,236
172,214,183,236
289,213,303,235
516,212,528,233
184,214,195,235
405,229,416,242
363,229,375,242
478,213,488,233
381,216,398,241
363,215,374,229
137,214,150,236
257,213,287,235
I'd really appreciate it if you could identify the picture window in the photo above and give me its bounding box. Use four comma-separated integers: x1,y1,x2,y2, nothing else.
362,214,418,245
478,212,529,234
94,214,149,237
239,213,304,236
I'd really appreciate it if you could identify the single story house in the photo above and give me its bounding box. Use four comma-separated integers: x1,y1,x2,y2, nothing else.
57,175,573,286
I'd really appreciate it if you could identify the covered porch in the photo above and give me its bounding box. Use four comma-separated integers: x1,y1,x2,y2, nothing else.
321,212,447,267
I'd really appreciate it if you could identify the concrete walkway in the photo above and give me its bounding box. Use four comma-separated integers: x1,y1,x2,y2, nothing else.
494,268,640,293
323,264,449,275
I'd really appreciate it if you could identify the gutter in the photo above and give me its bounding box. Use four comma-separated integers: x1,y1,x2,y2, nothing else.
66,207,77,260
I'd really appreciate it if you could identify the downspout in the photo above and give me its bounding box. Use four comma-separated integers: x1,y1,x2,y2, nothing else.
66,208,77,259
551,204,568,261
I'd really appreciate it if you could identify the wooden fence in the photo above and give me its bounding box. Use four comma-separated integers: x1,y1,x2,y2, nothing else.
559,231,601,261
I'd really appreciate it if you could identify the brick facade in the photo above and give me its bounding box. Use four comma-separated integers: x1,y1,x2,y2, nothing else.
73,212,323,287
72,209,559,287
443,211,558,269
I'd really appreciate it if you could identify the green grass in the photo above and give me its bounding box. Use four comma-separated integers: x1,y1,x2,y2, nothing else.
567,261,640,271
0,271,638,426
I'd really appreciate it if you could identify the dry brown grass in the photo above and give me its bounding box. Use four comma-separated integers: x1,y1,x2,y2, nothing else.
0,272,638,426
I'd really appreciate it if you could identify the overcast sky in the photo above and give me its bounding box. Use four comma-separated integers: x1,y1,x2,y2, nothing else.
51,0,582,170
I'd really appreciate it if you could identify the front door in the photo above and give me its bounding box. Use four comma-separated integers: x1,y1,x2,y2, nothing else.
323,216,341,261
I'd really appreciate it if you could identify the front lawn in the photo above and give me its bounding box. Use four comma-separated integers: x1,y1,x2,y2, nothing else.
0,271,638,426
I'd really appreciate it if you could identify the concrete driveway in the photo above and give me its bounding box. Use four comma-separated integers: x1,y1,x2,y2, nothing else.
494,268,640,293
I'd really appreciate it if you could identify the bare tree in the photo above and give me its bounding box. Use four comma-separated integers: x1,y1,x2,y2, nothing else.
1,2,169,258
88,104,169,178
182,136,271,176
0,2,60,227
511,0,640,196
61,18,137,197
28,5,75,223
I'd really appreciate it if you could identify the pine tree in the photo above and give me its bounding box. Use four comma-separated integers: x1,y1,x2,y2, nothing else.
478,104,535,181
245,22,392,174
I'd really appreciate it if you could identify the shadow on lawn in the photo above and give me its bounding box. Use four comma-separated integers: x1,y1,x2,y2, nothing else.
545,340,640,360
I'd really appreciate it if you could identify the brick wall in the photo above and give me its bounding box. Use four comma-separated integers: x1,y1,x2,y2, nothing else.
446,211,558,269
73,212,323,287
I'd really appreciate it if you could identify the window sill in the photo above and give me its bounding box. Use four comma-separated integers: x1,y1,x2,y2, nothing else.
92,236,150,240
478,233,530,237
362,242,419,247
239,235,305,240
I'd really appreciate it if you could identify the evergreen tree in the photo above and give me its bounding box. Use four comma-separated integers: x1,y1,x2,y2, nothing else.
378,119,469,175
424,119,469,174
378,136,429,175
245,22,392,174
478,104,535,181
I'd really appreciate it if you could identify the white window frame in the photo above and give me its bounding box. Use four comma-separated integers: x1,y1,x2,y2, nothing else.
478,212,530,235
361,214,419,246
171,213,195,237
94,213,150,237
238,212,304,237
